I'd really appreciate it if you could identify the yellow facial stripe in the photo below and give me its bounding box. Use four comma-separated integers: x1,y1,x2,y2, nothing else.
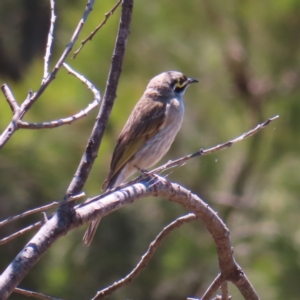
174,79,187,89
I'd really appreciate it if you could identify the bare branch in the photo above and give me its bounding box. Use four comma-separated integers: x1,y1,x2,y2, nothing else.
72,0,122,59
63,62,101,100
0,0,95,149
1,84,19,113
201,274,224,300
14,287,62,300
18,64,101,130
151,115,279,175
65,0,133,198
17,108,95,129
0,176,259,299
221,281,231,300
0,193,85,229
93,213,197,300
81,114,279,210
42,0,56,83
0,222,42,246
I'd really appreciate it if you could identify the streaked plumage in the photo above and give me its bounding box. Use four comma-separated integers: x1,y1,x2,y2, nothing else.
83,71,198,246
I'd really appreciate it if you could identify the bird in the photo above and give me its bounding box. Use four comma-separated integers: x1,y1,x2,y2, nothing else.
83,71,198,246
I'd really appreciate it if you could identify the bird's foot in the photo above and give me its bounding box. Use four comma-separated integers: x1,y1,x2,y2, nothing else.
134,165,172,188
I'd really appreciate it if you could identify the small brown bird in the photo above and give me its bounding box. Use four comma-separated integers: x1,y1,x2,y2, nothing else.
83,71,198,246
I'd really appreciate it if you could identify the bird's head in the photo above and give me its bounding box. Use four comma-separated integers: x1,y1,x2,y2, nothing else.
147,71,198,97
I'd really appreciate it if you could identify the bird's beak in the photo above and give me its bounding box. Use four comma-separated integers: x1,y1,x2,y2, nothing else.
187,78,199,85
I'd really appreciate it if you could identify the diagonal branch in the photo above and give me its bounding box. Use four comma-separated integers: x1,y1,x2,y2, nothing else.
65,0,133,198
151,115,279,175
72,0,122,59
201,273,224,300
0,222,42,246
14,287,62,300
93,213,197,300
0,193,84,229
1,84,19,113
42,0,56,83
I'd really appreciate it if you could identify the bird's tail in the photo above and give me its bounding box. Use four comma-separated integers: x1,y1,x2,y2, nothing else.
82,218,101,246
83,171,122,246
101,170,121,191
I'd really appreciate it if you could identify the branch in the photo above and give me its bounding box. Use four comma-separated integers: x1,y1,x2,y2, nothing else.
0,193,84,229
1,84,19,113
72,0,122,59
85,114,279,204
78,177,259,300
93,213,197,300
17,64,101,130
221,281,231,300
14,287,62,300
42,0,56,83
201,274,224,300
65,0,133,198
0,0,95,149
0,177,259,299
0,222,42,246
151,115,279,175
63,63,101,98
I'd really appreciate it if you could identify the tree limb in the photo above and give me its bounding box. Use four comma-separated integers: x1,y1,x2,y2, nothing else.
72,0,122,59
65,0,133,198
151,115,279,175
93,213,197,300
1,84,19,113
0,193,84,229
201,273,224,300
42,0,56,83
0,178,259,299
0,0,95,149
17,64,101,130
14,287,62,300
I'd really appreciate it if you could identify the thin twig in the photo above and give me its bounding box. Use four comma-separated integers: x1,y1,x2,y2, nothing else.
18,64,101,129
72,0,122,59
42,0,56,84
0,222,42,246
201,274,224,300
221,281,231,300
0,193,85,228
1,84,19,113
63,63,101,100
17,107,95,129
151,115,279,175
14,287,63,300
92,214,197,300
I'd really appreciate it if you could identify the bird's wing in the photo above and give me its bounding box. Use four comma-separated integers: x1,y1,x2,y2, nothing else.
102,96,167,189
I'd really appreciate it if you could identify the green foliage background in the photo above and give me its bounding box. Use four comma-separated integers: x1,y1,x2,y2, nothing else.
0,0,300,299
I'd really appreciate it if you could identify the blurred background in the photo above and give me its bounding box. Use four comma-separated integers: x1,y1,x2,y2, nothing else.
0,0,299,299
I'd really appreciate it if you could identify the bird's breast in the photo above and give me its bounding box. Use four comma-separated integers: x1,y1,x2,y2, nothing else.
162,97,184,129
